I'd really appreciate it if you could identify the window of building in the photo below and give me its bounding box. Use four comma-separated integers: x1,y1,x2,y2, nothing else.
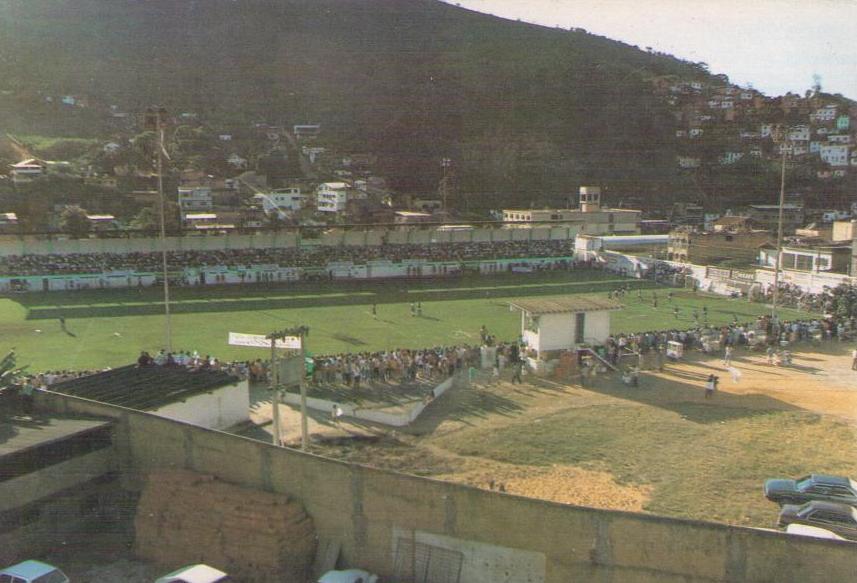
795,255,813,271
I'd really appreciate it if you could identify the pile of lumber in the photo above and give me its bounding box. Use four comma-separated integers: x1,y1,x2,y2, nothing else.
135,469,316,582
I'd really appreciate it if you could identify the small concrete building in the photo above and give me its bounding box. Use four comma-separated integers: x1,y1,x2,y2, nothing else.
503,187,641,235
49,365,249,430
509,296,622,357
0,391,114,564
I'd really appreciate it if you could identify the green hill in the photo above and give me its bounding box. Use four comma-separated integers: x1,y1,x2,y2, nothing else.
0,0,712,207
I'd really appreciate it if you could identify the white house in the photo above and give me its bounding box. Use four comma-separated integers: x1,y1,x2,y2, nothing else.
810,105,837,122
178,187,214,214
689,128,704,138
10,158,47,182
760,123,774,138
227,153,248,169
828,134,851,145
788,125,810,142
677,156,701,169
257,187,305,212
302,146,326,164
820,144,850,167
316,182,350,213
719,152,744,165
218,134,233,142
102,142,122,154
509,296,622,357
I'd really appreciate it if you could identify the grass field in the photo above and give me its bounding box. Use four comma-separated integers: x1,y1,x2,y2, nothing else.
0,270,807,371
317,346,857,527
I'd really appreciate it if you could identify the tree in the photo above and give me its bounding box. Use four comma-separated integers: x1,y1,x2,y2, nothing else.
59,205,92,237
0,350,24,391
130,201,181,234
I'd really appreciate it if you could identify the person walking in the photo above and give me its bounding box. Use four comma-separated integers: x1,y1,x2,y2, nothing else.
852,347,857,371
510,344,523,384
371,303,377,319
19,378,35,415
723,345,733,367
511,360,523,384
704,374,715,399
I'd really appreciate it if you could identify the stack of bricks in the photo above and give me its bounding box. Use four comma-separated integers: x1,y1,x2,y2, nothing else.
135,469,316,582
552,352,578,381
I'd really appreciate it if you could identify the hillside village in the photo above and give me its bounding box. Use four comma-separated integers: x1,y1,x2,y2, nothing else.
658,77,856,176
1,76,856,279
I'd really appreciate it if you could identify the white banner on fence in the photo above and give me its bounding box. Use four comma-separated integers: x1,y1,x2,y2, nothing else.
228,332,301,349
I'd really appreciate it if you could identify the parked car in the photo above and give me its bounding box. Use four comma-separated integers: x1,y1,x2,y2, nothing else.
786,524,847,541
318,569,379,583
764,474,857,506
154,564,231,583
0,560,69,583
778,500,857,540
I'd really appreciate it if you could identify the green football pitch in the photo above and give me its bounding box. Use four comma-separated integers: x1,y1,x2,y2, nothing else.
0,271,806,371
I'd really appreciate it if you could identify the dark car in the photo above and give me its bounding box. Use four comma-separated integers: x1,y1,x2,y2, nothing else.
778,500,857,541
764,474,857,506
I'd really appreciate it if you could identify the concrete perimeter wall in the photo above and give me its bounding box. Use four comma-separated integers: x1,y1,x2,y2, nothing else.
37,391,857,582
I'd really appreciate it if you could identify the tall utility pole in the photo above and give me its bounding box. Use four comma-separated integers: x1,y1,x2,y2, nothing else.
269,336,281,447
771,130,789,322
146,107,173,352
440,157,452,216
267,326,310,450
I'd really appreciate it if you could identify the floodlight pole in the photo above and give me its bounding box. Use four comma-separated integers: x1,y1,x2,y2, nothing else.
269,336,282,447
771,132,789,322
154,108,173,352
269,326,310,450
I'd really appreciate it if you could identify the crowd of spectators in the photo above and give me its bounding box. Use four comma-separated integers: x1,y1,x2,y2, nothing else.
29,369,105,388
760,283,857,318
601,312,854,370
136,349,251,379
0,240,574,277
309,345,482,388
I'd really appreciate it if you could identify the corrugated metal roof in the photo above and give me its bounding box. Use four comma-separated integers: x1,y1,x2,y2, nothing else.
508,295,623,315
50,365,240,411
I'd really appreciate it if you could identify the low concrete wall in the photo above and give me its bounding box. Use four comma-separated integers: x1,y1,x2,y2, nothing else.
282,376,456,427
151,380,250,430
36,391,857,582
0,449,113,512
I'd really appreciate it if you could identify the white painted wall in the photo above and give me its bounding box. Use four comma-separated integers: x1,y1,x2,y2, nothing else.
524,310,612,354
152,380,249,430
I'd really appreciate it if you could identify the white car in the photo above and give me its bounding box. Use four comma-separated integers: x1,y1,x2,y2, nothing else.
0,560,69,583
786,523,847,541
318,569,379,583
154,564,231,583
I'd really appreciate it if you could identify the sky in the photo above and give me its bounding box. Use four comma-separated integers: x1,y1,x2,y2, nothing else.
443,0,857,99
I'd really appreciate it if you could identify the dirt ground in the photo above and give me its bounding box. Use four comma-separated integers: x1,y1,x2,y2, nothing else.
300,342,857,519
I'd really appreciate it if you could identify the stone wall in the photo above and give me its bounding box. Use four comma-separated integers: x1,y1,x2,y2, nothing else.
37,391,857,582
